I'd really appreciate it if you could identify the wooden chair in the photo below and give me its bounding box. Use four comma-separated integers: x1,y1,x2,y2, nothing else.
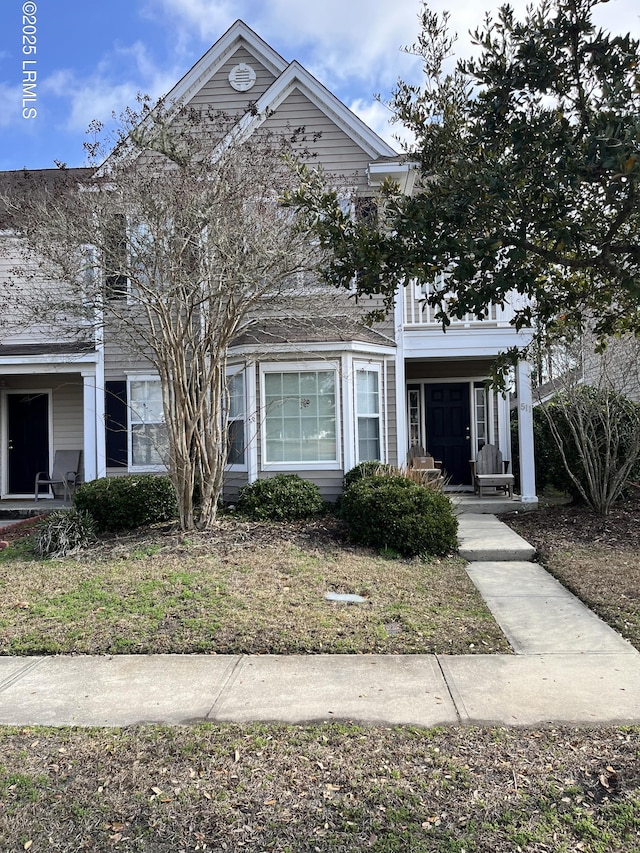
35,450,82,503
474,443,514,498
407,446,443,485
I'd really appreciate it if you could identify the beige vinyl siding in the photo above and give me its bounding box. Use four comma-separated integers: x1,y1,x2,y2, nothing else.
253,469,344,504
261,90,372,189
0,237,91,347
51,379,84,467
223,470,249,502
188,45,277,113
384,358,397,465
103,336,155,381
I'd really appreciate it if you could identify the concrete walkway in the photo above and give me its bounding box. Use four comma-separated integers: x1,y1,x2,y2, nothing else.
0,512,639,728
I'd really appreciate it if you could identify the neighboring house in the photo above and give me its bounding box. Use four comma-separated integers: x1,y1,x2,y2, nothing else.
0,20,537,504
531,330,640,407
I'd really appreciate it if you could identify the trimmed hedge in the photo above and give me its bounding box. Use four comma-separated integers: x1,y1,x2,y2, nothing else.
341,474,458,557
236,474,325,521
74,475,178,532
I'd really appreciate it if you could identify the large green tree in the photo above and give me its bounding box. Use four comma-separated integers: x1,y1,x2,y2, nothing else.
291,0,640,355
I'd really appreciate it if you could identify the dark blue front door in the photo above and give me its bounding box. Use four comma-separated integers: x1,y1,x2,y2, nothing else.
425,383,472,485
7,392,49,494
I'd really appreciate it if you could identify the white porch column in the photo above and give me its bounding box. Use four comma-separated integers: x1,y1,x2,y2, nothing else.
516,360,538,504
393,289,407,467
93,305,107,479
246,361,258,484
496,390,511,464
342,354,356,473
82,371,98,483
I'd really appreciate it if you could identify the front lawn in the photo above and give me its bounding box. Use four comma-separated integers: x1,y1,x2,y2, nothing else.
0,517,509,656
1,723,638,852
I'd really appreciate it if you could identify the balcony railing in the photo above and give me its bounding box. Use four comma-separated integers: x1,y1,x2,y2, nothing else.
403,277,528,329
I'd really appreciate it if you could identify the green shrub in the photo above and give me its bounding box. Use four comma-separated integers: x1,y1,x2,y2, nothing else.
35,509,96,559
343,461,395,489
74,475,178,532
341,475,458,557
237,474,324,521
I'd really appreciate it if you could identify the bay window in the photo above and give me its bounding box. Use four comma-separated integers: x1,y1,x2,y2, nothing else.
355,365,382,462
262,365,338,466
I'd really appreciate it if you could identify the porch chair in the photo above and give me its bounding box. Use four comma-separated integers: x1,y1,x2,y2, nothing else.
474,443,514,498
35,450,82,503
407,445,443,485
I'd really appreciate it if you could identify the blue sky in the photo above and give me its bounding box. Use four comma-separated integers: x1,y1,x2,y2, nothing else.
1,0,638,171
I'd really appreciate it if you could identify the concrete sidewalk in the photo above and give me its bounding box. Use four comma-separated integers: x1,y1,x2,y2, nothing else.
1,651,639,728
0,512,638,729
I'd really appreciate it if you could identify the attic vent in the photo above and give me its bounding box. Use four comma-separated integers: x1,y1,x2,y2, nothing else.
229,63,256,92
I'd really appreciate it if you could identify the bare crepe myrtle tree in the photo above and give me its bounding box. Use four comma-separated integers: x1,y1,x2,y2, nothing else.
535,335,640,514
2,98,339,529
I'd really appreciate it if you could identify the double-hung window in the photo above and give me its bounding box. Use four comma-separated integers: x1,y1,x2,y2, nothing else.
227,370,246,468
128,377,168,470
355,365,382,462
262,364,339,467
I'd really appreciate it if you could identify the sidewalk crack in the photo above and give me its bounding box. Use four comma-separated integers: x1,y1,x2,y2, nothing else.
0,657,46,694
435,655,462,724
205,655,245,719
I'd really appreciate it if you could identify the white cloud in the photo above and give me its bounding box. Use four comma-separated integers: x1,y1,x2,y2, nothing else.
42,41,181,134
145,0,640,95
349,97,415,153
0,82,22,128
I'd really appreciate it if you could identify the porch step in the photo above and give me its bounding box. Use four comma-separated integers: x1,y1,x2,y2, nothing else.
457,513,536,562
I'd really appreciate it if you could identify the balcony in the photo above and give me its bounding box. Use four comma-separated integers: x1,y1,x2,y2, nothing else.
403,278,528,329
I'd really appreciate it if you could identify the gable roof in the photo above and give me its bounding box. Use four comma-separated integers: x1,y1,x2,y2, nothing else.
166,20,288,107
227,59,398,160
0,168,93,230
167,20,398,161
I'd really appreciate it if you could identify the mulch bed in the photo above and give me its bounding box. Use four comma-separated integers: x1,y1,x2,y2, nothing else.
499,494,640,556
0,515,46,544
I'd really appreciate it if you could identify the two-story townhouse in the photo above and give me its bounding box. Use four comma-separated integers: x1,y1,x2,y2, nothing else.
0,20,537,505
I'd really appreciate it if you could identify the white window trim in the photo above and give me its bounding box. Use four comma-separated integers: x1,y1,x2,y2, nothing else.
354,361,384,464
126,373,168,473
226,365,248,472
259,360,342,471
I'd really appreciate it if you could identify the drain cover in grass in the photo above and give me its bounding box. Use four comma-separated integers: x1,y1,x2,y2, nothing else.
324,592,368,604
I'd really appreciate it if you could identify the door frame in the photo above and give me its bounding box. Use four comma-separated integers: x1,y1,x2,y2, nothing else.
407,377,479,487
2,388,53,498
424,381,473,485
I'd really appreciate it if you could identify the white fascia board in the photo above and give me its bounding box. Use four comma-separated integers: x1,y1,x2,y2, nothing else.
228,340,396,358
166,20,288,107
226,61,398,160
0,353,98,370
368,161,419,194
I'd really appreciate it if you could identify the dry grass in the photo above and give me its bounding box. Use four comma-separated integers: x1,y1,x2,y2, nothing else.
0,517,509,656
1,723,638,851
